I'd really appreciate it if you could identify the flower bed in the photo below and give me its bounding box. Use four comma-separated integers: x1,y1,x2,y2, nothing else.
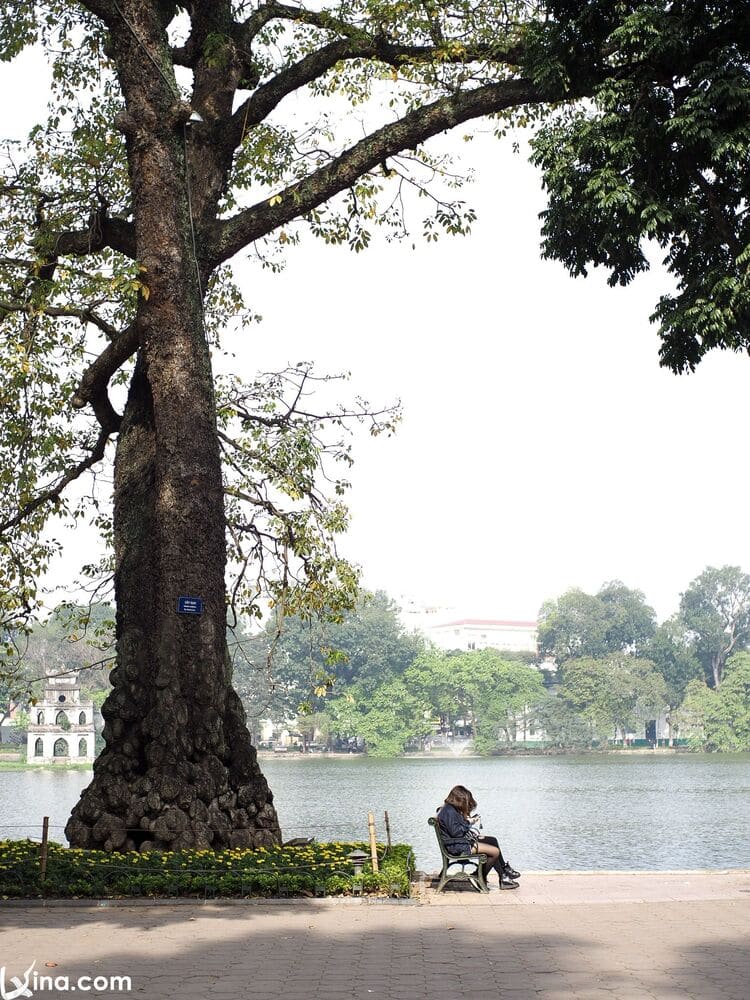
0,839,414,899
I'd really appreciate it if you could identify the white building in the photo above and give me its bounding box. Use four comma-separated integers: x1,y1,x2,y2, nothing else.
427,618,538,654
26,672,95,764
397,597,458,636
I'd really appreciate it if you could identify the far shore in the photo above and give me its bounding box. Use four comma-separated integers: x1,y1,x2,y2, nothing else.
0,746,692,771
256,746,687,760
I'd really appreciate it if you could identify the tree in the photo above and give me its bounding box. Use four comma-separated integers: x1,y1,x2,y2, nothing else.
472,655,546,753
404,648,462,735
1,2,748,850
561,655,667,743
679,566,750,688
0,668,30,735
1,0,573,852
644,617,702,706
538,582,655,666
537,589,610,665
674,653,750,751
404,646,545,751
328,678,431,757
531,1,750,373
406,648,491,736
22,602,115,688
230,589,423,736
293,711,332,751
264,589,423,707
597,581,656,655
533,693,591,750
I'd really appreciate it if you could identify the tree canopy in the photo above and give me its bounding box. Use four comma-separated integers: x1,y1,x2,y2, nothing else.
679,565,750,688
531,0,750,372
561,654,668,742
232,588,424,724
538,581,656,665
675,651,750,750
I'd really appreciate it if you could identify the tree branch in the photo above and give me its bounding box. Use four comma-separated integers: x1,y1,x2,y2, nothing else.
71,322,140,432
0,298,119,339
214,77,541,264
0,296,127,432
229,34,523,148
53,213,136,261
0,428,113,536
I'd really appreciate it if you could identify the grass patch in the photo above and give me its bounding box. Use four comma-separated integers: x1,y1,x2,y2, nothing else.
0,839,414,899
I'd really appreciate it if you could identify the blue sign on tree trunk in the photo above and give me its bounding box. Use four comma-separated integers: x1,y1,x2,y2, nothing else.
177,596,203,615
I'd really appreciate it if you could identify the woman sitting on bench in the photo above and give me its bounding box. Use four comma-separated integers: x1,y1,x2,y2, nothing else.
437,784,520,889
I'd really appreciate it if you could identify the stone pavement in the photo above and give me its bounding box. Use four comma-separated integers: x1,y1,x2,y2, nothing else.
1,873,749,1000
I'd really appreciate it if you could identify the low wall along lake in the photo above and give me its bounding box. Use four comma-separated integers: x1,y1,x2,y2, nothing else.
1,753,749,870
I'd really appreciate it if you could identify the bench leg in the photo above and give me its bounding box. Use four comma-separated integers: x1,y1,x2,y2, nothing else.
469,864,489,893
437,860,489,894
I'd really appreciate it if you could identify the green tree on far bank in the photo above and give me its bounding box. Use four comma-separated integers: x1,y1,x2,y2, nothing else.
679,566,750,689
323,647,547,757
561,656,667,744
674,653,750,751
538,583,656,667
329,679,431,758
230,589,424,736
644,618,703,706
472,657,546,754
533,695,591,750
406,648,546,756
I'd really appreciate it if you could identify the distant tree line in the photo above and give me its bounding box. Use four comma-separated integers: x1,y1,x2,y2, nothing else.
537,567,750,750
227,566,750,755
4,565,750,755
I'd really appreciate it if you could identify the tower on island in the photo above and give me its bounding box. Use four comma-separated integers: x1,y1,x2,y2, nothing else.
26,672,95,764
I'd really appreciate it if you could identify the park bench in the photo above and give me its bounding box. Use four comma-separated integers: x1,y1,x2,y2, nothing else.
428,816,488,893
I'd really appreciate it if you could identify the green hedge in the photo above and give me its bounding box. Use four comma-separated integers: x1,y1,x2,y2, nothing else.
0,839,414,899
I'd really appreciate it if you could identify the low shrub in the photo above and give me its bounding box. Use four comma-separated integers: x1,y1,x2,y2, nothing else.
0,839,414,900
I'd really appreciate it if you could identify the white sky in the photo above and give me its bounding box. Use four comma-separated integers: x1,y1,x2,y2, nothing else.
3,48,750,625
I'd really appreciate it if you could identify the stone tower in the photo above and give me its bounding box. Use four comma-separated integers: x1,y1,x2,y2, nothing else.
26,672,95,764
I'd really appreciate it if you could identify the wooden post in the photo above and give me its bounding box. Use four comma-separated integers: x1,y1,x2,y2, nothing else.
367,811,379,873
40,816,49,884
384,810,392,849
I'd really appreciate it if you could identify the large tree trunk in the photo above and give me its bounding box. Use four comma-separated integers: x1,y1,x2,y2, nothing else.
66,356,280,851
66,35,280,849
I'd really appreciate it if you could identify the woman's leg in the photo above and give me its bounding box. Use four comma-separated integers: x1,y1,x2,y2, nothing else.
477,835,506,869
475,840,500,883
477,836,519,886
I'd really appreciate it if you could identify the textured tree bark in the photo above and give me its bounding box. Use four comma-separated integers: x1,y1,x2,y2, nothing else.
66,353,280,851
66,7,280,849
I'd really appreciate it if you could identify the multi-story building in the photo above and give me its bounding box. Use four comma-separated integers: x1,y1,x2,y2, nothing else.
427,618,538,654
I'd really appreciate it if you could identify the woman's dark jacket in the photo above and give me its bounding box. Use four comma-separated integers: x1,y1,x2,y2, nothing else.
436,803,474,856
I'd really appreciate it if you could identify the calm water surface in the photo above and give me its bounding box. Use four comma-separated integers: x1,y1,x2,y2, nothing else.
1,754,748,870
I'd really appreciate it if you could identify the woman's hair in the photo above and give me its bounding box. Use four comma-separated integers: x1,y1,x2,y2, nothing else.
444,785,477,817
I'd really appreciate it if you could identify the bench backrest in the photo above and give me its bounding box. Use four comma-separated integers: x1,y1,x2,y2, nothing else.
428,816,453,861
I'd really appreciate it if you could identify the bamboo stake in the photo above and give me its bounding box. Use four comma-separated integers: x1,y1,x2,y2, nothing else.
40,816,49,884
367,811,379,873
384,810,392,849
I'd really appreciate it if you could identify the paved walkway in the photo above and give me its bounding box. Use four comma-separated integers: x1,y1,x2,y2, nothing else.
2,873,749,999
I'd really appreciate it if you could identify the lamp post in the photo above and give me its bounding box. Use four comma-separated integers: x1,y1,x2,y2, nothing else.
347,849,368,877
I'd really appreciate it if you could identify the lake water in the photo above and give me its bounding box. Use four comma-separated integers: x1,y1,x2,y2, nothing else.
1,753,749,870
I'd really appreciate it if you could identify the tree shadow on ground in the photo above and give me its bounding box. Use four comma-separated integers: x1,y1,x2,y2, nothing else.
1,897,748,999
